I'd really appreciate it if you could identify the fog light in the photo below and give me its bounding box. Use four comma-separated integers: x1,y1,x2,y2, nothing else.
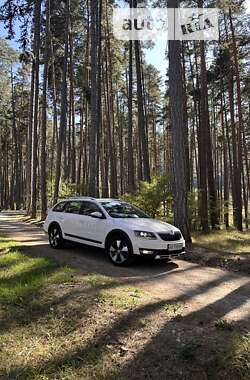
140,249,154,255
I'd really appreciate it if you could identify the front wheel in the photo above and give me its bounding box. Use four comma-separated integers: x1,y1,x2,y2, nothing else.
49,225,65,249
106,235,135,266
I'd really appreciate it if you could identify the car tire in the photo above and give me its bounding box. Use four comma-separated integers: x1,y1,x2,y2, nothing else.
106,234,135,266
49,224,65,249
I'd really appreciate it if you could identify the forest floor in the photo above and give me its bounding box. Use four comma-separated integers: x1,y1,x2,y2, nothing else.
16,212,250,275
189,230,250,275
0,212,249,380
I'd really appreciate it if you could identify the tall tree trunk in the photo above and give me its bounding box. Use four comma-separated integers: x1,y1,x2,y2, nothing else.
168,0,191,242
53,0,70,204
229,8,244,230
69,25,76,184
104,0,118,196
196,48,209,231
220,74,229,228
10,67,20,210
26,59,35,213
88,0,99,196
181,42,190,191
40,0,50,220
198,0,219,229
127,26,135,191
31,0,42,218
96,0,103,197
134,38,150,182
50,35,58,204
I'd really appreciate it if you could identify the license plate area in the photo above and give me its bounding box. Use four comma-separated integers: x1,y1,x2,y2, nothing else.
168,243,183,251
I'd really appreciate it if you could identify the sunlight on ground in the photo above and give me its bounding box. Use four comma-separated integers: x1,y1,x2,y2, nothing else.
0,238,249,380
193,230,250,254
0,237,19,251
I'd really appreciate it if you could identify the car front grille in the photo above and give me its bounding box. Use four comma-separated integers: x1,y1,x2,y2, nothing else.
158,232,182,241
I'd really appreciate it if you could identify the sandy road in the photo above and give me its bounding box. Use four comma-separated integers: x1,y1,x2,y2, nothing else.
0,211,249,325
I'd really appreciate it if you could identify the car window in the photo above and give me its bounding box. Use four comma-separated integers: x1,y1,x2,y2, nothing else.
64,201,82,214
53,201,67,212
101,201,150,218
80,201,101,216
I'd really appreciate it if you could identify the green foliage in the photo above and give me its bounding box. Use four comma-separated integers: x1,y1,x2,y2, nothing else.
0,245,74,305
164,301,183,313
214,319,234,331
47,179,80,204
208,333,250,380
188,191,200,231
192,229,250,254
59,182,79,198
123,175,172,218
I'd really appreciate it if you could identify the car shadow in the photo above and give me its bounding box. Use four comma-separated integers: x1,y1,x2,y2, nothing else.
65,240,179,272
15,238,180,282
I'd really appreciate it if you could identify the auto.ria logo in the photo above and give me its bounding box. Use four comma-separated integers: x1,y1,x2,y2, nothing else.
113,7,219,41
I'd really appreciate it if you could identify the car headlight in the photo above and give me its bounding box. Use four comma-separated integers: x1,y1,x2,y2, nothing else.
134,231,157,240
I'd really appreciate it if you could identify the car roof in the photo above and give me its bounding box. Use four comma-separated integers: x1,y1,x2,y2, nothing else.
57,197,96,202
57,197,121,203
96,198,122,203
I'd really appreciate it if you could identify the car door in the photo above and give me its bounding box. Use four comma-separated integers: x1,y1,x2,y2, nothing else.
63,201,83,239
76,201,108,247
49,201,68,232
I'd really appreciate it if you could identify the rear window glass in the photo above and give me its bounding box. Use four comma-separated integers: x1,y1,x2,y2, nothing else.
53,201,67,212
80,202,101,216
64,201,82,214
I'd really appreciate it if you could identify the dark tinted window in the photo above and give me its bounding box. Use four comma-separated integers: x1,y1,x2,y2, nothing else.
101,201,149,219
64,201,82,214
80,202,101,216
53,201,67,212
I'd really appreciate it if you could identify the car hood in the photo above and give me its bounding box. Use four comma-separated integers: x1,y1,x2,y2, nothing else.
115,218,180,233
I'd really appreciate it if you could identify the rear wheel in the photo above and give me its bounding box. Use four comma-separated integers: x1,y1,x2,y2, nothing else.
106,234,135,266
49,225,64,249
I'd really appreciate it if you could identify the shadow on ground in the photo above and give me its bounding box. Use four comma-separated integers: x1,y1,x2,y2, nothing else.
0,215,250,380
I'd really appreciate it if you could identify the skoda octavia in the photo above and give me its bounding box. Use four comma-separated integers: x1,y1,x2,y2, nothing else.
44,198,186,266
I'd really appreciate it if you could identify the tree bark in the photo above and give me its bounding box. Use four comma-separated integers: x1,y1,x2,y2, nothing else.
168,0,191,242
31,0,42,218
127,25,135,191
53,0,70,204
40,0,50,220
88,0,98,196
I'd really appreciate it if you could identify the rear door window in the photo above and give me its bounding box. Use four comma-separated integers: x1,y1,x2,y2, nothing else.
53,201,67,212
80,201,102,216
64,201,83,214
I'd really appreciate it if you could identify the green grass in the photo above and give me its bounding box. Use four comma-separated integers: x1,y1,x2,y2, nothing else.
208,333,250,379
0,237,19,251
0,237,249,380
0,237,156,380
214,319,234,331
0,249,74,305
193,230,250,255
164,301,184,313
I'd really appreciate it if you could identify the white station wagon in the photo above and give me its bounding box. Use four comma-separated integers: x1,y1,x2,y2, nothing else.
44,198,186,266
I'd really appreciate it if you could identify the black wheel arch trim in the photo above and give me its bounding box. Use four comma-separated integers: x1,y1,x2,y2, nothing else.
105,229,132,249
48,221,62,234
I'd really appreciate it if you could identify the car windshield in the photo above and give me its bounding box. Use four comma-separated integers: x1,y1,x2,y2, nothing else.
100,201,150,219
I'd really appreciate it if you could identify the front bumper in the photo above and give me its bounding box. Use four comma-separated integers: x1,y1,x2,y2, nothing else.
139,247,185,260
132,235,186,257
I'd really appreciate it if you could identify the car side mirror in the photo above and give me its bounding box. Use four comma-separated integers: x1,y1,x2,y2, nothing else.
90,211,103,219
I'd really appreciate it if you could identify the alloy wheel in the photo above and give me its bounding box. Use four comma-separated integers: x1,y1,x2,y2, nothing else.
109,239,129,264
49,227,60,248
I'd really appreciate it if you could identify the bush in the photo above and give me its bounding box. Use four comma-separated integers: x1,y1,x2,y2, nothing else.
123,175,172,219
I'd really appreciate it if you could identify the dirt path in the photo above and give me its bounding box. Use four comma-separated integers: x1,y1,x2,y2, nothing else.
0,212,249,325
